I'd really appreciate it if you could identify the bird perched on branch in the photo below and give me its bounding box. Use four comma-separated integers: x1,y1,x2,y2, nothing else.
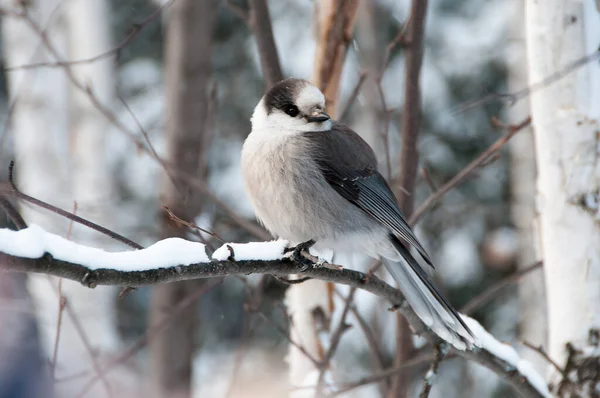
241,78,476,350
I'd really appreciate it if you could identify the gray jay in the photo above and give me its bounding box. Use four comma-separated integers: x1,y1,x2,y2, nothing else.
241,78,476,350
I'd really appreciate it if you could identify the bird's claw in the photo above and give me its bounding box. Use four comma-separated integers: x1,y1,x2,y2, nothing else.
290,239,316,272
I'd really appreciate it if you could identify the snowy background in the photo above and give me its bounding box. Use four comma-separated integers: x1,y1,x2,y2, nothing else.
0,0,542,397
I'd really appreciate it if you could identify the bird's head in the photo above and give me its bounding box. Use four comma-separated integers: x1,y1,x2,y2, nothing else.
251,78,332,133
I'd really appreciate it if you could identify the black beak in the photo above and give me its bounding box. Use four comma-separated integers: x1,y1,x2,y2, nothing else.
305,111,330,123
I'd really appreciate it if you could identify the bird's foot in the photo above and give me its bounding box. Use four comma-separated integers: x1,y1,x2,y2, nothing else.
289,239,316,272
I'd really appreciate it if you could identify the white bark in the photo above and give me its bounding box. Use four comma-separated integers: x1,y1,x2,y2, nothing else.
2,1,122,395
285,279,330,388
62,0,120,371
508,0,546,374
2,0,70,357
526,0,600,384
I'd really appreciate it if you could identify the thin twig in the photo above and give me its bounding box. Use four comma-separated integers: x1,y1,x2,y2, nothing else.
410,116,532,226
10,5,270,241
329,350,440,397
64,295,113,398
50,288,66,379
7,161,142,250
76,279,223,395
226,0,249,20
418,344,447,398
520,341,564,375
460,261,543,315
0,195,26,229
50,202,77,378
3,0,176,71
162,206,224,243
333,288,387,391
338,70,368,123
453,48,600,114
316,287,357,395
256,311,321,368
420,166,438,192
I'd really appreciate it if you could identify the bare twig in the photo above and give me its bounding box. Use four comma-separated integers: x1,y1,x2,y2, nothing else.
338,70,368,123
410,116,532,226
256,311,321,368
333,287,386,383
329,350,439,397
50,202,77,378
226,0,249,20
76,279,223,394
162,206,224,243
520,341,563,375
316,287,357,395
3,0,176,71
420,166,438,192
7,161,142,250
50,289,66,378
381,15,411,73
418,344,447,398
453,48,600,114
0,195,26,229
6,4,270,242
247,0,283,89
460,261,543,315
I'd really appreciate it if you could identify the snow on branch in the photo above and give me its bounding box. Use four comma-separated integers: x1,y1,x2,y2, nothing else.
0,225,550,398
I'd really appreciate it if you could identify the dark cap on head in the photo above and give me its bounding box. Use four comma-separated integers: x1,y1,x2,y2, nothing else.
263,78,310,115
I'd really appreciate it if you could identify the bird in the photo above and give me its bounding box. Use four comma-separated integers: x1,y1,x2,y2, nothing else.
241,77,476,350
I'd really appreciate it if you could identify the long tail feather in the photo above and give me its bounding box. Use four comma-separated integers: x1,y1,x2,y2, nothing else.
385,235,477,350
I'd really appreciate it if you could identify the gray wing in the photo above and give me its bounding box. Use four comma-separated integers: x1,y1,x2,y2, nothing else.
303,123,433,267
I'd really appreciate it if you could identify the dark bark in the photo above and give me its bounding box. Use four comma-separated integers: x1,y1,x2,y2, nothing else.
0,248,547,398
248,0,283,89
391,1,428,397
148,1,215,397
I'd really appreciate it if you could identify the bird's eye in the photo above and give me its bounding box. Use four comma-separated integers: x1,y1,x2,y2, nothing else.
283,105,299,117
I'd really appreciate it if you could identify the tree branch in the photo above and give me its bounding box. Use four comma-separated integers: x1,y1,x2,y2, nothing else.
410,116,532,226
312,0,360,117
0,229,549,398
247,0,283,89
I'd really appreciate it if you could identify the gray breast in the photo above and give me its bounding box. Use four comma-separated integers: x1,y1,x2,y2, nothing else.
242,134,376,243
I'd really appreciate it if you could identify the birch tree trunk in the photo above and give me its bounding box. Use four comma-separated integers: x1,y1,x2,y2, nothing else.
3,1,124,395
526,0,600,393
508,1,547,374
63,0,121,368
1,0,74,388
148,1,214,397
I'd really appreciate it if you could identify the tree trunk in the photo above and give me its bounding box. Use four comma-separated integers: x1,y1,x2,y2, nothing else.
147,1,214,397
64,0,121,364
526,0,600,394
391,1,428,396
508,0,547,375
1,2,98,395
312,0,359,117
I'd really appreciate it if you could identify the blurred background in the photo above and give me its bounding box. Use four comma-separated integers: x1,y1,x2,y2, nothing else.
0,0,545,397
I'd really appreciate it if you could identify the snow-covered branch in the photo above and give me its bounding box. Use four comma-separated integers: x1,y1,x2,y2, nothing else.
0,225,550,398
